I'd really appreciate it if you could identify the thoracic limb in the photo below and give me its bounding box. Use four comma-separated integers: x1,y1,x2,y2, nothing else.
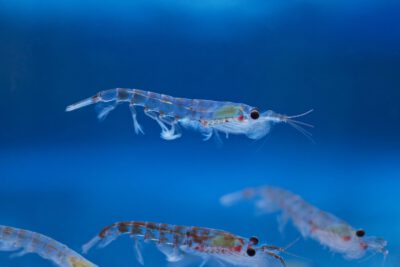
95,102,118,121
133,238,144,265
201,128,213,141
144,110,181,140
129,103,144,135
157,244,184,262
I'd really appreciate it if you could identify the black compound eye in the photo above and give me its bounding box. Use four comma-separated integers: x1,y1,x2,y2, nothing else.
249,236,259,245
250,109,260,120
246,247,256,257
356,229,365,237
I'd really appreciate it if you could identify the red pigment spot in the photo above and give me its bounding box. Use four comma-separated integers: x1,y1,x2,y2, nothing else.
144,231,152,240
342,236,352,241
232,245,242,252
308,221,318,233
360,242,368,250
238,115,244,121
118,222,129,233
99,225,112,238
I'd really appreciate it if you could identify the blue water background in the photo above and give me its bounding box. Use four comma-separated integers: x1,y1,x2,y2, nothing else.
1,1,399,266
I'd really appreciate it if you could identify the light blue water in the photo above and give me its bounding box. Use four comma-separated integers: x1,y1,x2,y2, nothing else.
1,1,399,267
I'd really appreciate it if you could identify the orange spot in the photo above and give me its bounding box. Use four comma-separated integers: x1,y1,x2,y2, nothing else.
232,245,242,252
92,93,100,103
118,222,129,233
3,227,13,236
99,225,112,238
342,236,352,241
308,221,318,233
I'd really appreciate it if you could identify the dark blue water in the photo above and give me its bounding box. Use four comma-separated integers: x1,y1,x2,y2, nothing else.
1,1,399,266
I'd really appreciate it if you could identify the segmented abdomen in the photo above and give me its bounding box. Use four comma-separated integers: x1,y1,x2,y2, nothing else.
0,225,96,267
99,221,245,252
0,225,62,258
131,90,228,120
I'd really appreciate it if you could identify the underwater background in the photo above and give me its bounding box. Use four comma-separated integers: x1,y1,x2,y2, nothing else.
0,0,399,266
